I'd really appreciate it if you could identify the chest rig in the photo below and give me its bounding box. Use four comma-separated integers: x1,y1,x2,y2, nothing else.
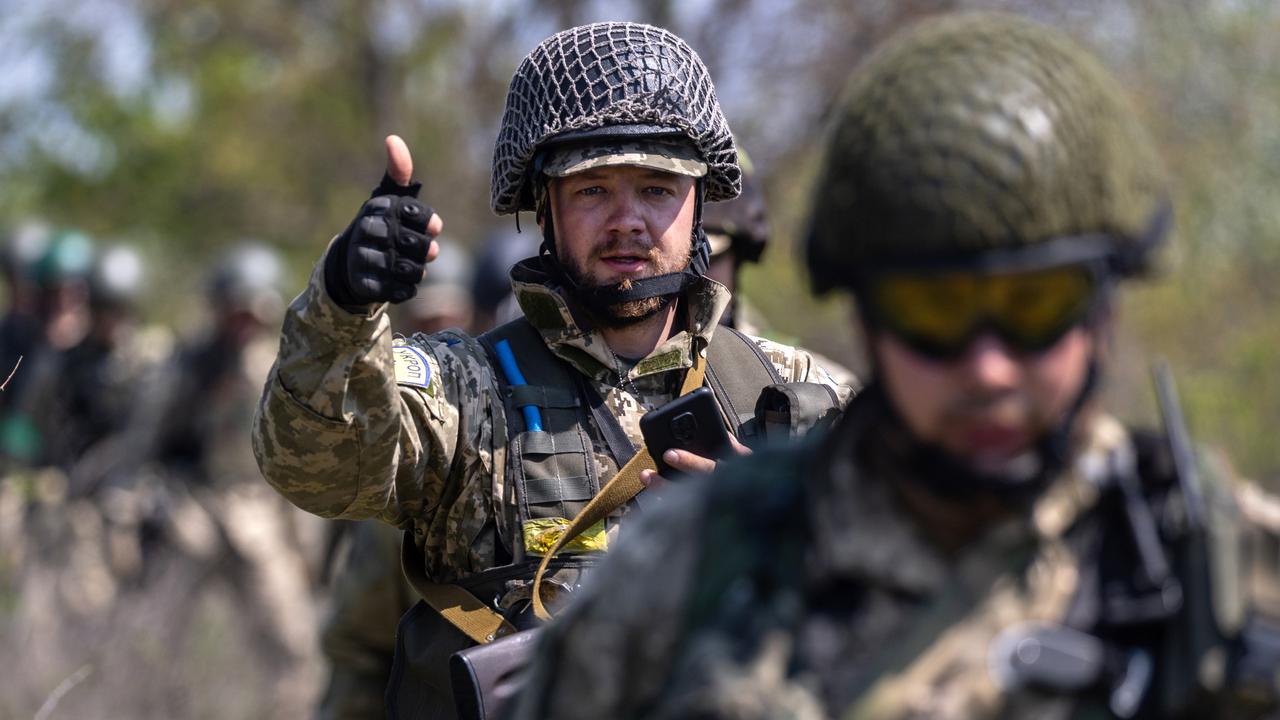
481,316,785,568
389,315,786,719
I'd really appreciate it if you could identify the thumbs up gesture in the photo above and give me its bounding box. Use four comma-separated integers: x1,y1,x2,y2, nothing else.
324,135,443,309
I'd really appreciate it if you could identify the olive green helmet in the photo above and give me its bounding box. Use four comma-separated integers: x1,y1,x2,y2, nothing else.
806,12,1170,292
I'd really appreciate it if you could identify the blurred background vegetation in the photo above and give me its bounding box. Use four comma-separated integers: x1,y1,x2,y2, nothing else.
0,0,1274,471
2,0,1278,716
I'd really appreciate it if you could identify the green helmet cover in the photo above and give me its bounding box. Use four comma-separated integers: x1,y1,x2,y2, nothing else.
807,12,1169,291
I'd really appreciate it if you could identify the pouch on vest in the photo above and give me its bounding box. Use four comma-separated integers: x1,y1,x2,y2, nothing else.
754,382,842,439
388,318,797,719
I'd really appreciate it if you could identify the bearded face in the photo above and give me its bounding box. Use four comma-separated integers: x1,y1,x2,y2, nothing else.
560,235,693,327
547,166,698,328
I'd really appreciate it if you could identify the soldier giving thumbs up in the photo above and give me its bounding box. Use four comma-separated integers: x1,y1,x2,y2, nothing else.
324,135,444,309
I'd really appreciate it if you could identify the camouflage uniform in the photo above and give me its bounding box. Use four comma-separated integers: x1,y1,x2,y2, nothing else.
510,12,1280,720
509,390,1280,719
263,22,852,717
318,519,418,720
255,259,849,581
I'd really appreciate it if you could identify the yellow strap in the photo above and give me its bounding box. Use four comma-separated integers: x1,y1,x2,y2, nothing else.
531,351,707,620
400,530,516,645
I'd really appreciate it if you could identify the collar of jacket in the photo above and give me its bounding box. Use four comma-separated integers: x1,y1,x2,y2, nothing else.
507,257,731,385
806,394,1131,597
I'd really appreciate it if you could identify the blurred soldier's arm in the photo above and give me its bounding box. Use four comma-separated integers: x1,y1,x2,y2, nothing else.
318,521,418,720
509,444,825,720
750,335,857,405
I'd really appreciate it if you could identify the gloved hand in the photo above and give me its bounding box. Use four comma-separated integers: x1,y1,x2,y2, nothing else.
324,135,442,309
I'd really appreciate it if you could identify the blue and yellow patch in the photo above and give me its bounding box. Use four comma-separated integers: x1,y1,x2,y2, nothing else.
393,344,433,390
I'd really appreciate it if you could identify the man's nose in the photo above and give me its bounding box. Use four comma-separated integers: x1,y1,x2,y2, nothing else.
604,192,645,236
961,332,1020,389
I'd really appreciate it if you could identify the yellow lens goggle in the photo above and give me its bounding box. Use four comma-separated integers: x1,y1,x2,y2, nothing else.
864,265,1100,358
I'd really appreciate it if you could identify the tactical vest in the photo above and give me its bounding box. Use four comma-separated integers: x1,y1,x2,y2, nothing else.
387,315,830,720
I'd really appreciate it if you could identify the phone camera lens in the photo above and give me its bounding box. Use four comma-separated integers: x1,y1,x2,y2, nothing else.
671,412,697,443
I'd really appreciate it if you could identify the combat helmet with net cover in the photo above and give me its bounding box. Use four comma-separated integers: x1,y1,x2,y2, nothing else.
491,22,740,309
806,12,1170,293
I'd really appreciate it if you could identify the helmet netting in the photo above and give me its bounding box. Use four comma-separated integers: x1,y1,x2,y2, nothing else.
492,22,739,214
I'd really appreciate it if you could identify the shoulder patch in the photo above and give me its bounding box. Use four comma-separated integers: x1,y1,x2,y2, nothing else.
393,344,433,389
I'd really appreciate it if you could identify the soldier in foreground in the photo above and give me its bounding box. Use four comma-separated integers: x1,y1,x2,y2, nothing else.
254,21,851,718
509,13,1280,719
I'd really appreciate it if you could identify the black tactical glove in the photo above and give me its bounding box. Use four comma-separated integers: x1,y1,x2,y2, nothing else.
324,172,433,309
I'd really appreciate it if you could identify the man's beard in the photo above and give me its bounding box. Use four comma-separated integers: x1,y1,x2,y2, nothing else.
562,238,692,329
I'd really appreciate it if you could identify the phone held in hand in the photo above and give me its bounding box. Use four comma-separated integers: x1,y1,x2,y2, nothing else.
639,387,732,478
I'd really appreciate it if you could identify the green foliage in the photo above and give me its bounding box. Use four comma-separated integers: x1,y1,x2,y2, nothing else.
0,0,1274,480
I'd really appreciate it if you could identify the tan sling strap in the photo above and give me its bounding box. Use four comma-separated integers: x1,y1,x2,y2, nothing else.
405,348,708,642
401,530,518,645
530,351,707,620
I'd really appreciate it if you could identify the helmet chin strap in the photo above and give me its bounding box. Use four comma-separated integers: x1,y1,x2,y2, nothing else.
536,179,710,310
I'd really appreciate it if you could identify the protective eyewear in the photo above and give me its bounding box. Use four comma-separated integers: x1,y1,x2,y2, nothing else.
862,264,1103,359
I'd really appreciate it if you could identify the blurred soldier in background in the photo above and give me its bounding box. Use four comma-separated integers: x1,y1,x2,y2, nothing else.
391,240,476,336
511,13,1280,719
470,226,540,332
703,151,857,387
318,517,419,720
0,229,94,466
17,244,173,591
38,245,169,474
141,242,323,711
0,221,52,386
701,150,769,334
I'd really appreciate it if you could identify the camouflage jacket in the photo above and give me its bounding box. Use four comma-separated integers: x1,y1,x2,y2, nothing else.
252,259,851,582
509,388,1280,720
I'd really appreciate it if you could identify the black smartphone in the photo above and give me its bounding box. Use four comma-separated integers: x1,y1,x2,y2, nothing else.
640,387,732,477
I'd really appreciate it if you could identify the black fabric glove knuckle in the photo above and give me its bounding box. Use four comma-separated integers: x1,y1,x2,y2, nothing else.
351,245,391,275
353,274,387,300
364,195,393,215
396,199,430,233
389,282,417,304
395,230,428,262
357,216,391,245
392,258,425,285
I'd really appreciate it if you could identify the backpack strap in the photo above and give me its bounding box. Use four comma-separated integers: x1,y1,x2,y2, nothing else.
705,325,784,438
478,317,583,431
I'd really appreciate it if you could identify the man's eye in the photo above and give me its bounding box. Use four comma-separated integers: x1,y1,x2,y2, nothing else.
576,186,604,196
644,186,675,196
